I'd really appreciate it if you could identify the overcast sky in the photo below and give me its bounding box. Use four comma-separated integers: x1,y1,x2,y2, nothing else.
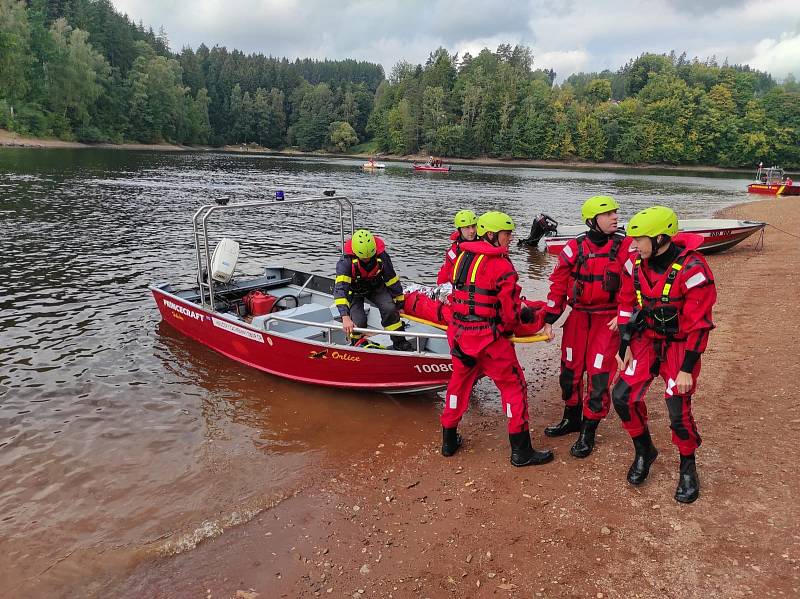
111,0,800,82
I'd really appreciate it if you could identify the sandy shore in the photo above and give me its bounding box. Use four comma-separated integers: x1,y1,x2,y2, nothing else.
111,196,800,598
0,128,193,151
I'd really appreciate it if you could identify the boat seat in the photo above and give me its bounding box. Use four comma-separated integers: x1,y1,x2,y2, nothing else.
256,304,337,336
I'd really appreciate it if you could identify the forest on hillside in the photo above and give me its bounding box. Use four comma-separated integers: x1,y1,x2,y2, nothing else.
1,0,799,167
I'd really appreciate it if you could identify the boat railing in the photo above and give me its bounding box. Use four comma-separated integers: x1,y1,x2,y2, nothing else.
263,312,447,353
192,195,355,311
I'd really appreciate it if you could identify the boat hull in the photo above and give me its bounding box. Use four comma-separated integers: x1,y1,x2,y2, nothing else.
747,183,800,196
413,165,451,172
151,287,452,393
543,220,766,256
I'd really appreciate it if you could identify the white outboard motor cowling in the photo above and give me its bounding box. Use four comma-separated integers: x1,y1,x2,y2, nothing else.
210,238,239,282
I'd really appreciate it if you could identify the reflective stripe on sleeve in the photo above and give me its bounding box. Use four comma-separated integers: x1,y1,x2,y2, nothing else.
335,275,352,283
685,272,706,289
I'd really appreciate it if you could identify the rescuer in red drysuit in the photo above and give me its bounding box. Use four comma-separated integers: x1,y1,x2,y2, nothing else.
612,206,716,504
439,211,554,467
436,209,479,284
540,196,635,458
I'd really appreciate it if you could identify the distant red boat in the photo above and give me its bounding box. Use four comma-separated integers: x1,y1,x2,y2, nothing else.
540,219,766,256
413,164,451,172
747,165,800,196
413,157,451,172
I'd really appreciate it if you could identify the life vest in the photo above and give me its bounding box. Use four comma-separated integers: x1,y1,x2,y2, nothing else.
569,232,624,309
632,253,689,339
450,250,501,330
344,237,386,294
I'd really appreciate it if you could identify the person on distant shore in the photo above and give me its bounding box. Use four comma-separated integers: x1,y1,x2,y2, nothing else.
439,211,554,467
334,229,413,351
612,206,716,504
436,209,478,284
539,196,634,458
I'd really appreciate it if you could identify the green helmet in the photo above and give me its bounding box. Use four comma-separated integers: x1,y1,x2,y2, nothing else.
581,195,620,222
454,209,478,228
627,206,679,238
477,211,515,237
351,229,377,260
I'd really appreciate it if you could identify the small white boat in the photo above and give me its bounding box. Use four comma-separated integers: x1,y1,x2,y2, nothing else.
519,214,766,255
362,160,385,170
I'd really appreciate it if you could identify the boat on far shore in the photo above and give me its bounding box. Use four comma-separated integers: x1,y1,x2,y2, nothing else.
413,156,451,172
362,159,385,170
747,164,799,196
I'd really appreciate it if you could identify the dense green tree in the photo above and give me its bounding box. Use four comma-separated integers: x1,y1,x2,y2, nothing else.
291,82,334,150
0,0,32,104
45,19,110,136
329,120,357,151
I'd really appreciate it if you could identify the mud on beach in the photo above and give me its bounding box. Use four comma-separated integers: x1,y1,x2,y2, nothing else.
116,197,800,598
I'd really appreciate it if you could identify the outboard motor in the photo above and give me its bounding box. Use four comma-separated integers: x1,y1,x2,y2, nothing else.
518,213,559,247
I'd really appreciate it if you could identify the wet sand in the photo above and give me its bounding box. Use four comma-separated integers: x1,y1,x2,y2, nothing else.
112,196,800,598
0,129,191,151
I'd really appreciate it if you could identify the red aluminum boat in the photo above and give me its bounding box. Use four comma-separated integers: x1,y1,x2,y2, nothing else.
150,196,453,393
413,164,451,172
539,219,766,256
413,157,451,172
747,165,800,196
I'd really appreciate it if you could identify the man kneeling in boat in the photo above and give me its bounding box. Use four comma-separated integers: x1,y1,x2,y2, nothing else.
334,229,414,351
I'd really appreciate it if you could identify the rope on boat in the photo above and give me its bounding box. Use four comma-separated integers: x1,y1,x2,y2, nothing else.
766,223,800,241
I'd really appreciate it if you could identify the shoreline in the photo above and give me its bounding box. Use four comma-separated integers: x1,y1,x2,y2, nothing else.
111,196,800,598
0,128,757,175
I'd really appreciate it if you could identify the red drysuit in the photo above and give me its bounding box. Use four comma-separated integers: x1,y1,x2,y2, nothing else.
440,240,530,434
437,231,464,285
612,233,716,456
544,231,634,420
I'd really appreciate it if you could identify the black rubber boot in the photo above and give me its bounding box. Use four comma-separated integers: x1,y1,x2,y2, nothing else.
627,430,659,485
544,405,582,437
392,337,414,352
570,418,600,458
509,431,554,467
441,427,462,457
675,454,700,504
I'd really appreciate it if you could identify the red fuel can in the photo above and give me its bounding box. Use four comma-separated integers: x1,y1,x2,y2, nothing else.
243,291,278,315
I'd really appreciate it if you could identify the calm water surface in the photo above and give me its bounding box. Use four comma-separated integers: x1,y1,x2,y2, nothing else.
0,149,751,595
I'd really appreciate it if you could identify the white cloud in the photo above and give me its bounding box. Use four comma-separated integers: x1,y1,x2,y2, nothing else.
749,32,800,79
108,0,800,81
535,50,590,79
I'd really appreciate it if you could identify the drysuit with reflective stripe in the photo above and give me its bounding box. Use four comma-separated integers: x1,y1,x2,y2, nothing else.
436,230,464,285
441,240,530,434
544,230,634,420
333,236,406,338
612,232,716,456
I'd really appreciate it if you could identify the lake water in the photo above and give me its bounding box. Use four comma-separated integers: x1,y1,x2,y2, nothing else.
0,149,752,595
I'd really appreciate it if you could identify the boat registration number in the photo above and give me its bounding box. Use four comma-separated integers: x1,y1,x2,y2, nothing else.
414,363,453,373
